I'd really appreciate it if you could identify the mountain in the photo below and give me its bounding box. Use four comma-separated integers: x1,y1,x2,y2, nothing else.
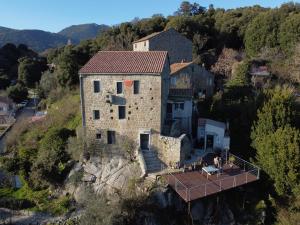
0,23,110,52
58,23,110,42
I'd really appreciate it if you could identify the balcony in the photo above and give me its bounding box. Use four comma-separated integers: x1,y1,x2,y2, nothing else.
164,152,260,202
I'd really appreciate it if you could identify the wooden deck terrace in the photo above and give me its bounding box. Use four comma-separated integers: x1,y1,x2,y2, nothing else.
165,163,259,202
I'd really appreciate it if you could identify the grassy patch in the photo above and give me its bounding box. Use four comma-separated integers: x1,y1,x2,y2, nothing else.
0,177,72,215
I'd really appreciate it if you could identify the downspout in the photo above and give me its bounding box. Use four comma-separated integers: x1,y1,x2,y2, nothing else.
79,74,88,159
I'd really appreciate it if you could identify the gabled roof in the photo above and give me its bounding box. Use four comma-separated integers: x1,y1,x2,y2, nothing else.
132,32,161,43
198,118,226,129
79,51,168,75
170,62,193,75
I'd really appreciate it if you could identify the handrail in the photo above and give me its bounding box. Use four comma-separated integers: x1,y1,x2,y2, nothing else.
186,169,258,200
166,152,260,201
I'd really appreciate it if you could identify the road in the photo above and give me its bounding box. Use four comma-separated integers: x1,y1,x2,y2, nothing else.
0,100,35,153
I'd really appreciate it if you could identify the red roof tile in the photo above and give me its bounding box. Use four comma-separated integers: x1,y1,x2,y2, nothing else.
79,51,168,74
170,62,193,75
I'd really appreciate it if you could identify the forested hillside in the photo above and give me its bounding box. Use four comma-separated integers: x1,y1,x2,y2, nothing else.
58,23,110,42
0,23,110,52
0,1,299,224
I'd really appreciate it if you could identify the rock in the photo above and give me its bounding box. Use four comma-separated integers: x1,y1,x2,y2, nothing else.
84,162,99,175
68,162,83,178
82,174,96,182
73,183,89,203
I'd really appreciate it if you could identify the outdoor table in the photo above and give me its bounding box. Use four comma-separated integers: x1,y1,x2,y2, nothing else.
202,165,220,179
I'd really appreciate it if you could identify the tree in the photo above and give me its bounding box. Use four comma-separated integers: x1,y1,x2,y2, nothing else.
245,11,282,56
18,57,47,88
211,48,241,78
226,61,250,87
0,71,10,89
251,86,299,195
29,128,73,189
56,47,79,87
175,1,205,16
6,83,28,103
279,13,300,55
39,70,58,97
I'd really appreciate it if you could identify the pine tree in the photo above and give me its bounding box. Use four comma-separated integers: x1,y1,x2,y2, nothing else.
251,86,300,195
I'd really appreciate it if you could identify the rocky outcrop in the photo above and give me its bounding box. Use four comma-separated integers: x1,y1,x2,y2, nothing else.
67,156,142,201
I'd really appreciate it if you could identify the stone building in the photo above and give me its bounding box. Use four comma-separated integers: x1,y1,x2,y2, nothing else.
80,51,193,173
133,28,193,64
170,62,214,97
80,51,170,153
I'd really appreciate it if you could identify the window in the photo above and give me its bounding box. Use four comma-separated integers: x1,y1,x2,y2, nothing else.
93,81,100,93
133,80,140,94
174,103,184,110
107,131,116,144
171,77,177,86
93,110,100,120
180,103,184,110
118,106,126,119
116,82,123,94
0,107,3,111
134,44,137,49
96,133,101,139
144,41,146,47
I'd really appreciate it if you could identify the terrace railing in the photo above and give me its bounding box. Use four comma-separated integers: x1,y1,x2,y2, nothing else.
167,152,260,202
224,151,260,179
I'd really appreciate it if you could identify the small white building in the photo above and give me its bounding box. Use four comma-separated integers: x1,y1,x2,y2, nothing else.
197,118,230,151
166,89,193,134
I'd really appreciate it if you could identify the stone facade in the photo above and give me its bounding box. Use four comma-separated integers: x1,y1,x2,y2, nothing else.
159,134,192,166
80,61,170,157
133,28,193,64
170,63,214,97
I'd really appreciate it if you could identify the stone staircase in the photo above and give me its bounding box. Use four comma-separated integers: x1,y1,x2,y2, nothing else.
142,150,163,174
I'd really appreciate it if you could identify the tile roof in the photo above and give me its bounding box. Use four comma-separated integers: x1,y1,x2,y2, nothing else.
198,118,226,129
170,62,193,75
132,32,162,43
79,51,168,74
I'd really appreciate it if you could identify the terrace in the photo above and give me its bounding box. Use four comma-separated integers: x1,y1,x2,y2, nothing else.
165,152,260,202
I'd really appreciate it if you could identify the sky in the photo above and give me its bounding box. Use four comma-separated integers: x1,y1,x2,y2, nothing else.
0,0,295,32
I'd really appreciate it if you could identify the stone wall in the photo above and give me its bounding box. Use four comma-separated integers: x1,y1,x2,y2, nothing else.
80,61,170,156
159,134,191,166
149,29,193,64
170,63,214,96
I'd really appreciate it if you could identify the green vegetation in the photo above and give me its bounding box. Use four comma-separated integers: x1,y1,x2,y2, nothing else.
6,82,28,103
0,90,81,214
252,86,300,195
18,56,47,88
0,1,299,223
58,23,110,43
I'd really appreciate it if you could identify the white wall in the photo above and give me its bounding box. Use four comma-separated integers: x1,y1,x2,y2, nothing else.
205,124,225,149
133,41,149,51
197,123,229,150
